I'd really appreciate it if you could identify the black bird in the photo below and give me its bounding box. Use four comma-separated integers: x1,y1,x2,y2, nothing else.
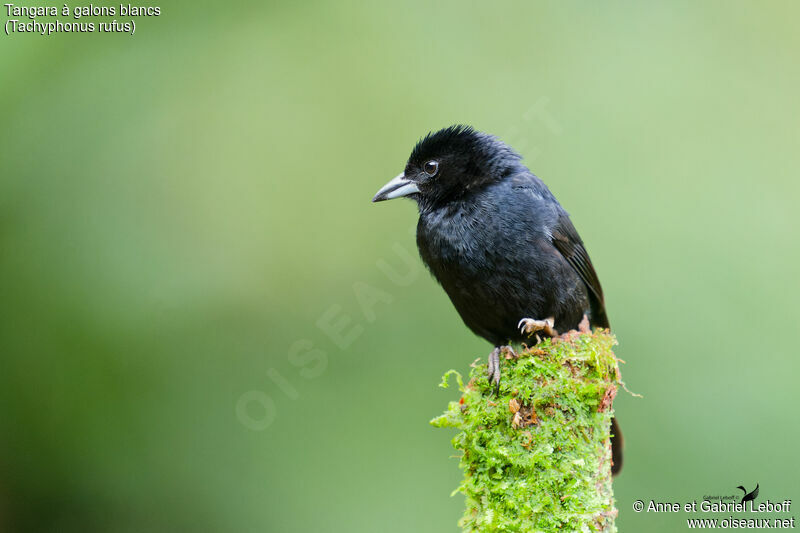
737,484,759,504
372,125,622,475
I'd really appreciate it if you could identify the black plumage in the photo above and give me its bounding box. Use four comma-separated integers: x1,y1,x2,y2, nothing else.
373,125,622,475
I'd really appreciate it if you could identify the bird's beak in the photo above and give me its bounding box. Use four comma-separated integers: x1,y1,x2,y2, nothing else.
372,173,420,202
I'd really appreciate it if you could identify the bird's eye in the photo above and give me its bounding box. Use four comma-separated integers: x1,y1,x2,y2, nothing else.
423,160,439,177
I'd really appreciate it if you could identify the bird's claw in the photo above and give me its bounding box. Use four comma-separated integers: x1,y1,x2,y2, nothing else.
518,317,557,338
501,345,517,359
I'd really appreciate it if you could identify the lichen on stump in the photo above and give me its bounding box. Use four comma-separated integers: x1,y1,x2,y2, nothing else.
431,330,620,532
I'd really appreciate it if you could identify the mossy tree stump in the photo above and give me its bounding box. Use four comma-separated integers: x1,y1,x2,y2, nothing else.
431,330,620,532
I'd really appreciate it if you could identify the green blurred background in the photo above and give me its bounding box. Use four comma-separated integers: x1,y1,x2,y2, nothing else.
1,1,799,531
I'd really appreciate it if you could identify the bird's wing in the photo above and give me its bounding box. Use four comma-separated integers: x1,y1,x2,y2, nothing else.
750,484,759,500
550,211,610,328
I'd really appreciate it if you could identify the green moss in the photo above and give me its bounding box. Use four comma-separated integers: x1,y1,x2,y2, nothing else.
431,331,620,532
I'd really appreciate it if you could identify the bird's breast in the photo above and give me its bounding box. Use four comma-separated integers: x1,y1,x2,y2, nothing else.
417,206,492,271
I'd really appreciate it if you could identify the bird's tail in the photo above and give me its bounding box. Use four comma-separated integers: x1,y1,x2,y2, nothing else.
611,416,623,476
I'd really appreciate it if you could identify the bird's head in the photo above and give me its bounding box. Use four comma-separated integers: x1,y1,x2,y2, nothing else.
372,125,523,209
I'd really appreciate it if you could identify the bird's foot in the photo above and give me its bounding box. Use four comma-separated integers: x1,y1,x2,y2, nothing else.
501,345,517,360
518,317,558,339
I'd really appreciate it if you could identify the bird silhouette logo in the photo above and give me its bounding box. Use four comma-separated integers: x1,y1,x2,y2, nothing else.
736,483,759,504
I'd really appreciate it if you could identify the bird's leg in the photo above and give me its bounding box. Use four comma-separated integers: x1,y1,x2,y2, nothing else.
487,345,517,393
518,317,558,338
487,347,501,392
578,313,591,333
